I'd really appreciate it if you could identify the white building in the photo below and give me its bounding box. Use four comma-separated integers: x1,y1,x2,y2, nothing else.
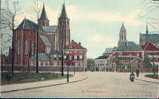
95,56,113,71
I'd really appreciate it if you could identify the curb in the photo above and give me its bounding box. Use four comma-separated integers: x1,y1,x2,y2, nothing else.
1,76,88,94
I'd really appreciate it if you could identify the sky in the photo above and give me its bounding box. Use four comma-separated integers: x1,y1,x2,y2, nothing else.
1,0,159,58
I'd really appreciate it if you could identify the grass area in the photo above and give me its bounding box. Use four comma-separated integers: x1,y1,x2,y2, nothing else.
145,73,159,79
1,72,73,85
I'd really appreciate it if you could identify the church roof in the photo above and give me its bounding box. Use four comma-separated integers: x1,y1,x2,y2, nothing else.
16,18,38,31
39,4,48,20
117,41,143,51
142,42,159,51
39,35,51,47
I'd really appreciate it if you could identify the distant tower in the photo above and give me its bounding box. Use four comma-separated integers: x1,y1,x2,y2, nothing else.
38,4,49,26
145,24,149,43
146,24,149,35
118,23,127,47
58,3,70,50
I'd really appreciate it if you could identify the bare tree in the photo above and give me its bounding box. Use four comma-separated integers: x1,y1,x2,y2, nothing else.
0,0,20,76
32,0,42,73
142,0,159,31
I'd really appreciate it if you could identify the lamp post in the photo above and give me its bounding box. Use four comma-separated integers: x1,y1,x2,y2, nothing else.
152,55,156,76
61,49,64,76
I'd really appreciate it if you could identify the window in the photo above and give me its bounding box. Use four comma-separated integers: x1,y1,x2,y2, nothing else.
25,40,28,54
17,40,20,55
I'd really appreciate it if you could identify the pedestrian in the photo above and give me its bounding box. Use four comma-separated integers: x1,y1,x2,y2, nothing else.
136,69,140,78
130,72,135,82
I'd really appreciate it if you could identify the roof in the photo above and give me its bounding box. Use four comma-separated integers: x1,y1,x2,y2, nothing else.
66,40,86,49
16,18,38,31
39,35,51,46
42,26,57,33
39,4,48,20
103,48,113,54
142,42,159,51
140,33,159,45
96,55,108,59
117,41,143,51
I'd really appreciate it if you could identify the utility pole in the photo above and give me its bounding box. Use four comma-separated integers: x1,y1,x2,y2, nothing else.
61,38,64,76
36,26,39,73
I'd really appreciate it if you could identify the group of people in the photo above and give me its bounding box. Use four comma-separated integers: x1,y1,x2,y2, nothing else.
129,69,140,82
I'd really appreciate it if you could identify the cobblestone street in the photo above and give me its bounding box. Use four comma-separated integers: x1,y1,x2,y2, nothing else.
1,72,159,98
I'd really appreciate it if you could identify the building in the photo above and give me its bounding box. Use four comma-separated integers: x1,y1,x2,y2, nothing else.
142,42,159,66
95,56,108,71
111,23,144,72
12,3,87,72
140,25,159,47
140,25,159,71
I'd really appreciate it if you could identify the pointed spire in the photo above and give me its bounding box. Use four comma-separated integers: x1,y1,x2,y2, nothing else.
60,3,67,18
39,3,48,20
146,24,149,34
120,23,126,32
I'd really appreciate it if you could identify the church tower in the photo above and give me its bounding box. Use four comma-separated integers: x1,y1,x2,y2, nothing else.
58,3,70,50
118,23,127,47
38,4,49,26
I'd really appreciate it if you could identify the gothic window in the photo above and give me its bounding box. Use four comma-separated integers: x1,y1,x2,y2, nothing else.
25,40,28,55
17,40,20,55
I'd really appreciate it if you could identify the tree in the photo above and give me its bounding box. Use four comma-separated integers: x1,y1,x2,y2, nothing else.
0,0,20,76
144,55,152,68
87,58,95,71
142,0,159,31
32,0,42,73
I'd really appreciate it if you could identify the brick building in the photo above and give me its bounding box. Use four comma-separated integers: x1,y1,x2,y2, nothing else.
12,3,87,72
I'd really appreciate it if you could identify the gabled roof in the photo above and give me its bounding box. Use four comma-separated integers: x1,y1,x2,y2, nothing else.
143,42,159,51
140,33,159,45
39,4,48,20
117,41,143,51
66,40,86,49
16,18,38,31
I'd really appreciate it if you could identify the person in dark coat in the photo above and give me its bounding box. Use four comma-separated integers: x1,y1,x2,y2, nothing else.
136,69,140,78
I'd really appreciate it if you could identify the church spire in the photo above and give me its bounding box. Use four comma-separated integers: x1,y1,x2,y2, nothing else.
38,3,49,26
39,4,48,20
58,3,70,50
60,3,67,18
146,24,149,34
118,23,127,47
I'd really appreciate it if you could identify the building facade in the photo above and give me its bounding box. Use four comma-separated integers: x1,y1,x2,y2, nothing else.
12,3,87,72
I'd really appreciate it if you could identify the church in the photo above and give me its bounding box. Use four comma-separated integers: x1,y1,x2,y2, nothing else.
13,4,87,72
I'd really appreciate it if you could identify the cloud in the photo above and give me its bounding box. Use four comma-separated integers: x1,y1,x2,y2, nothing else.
15,4,57,25
87,33,115,48
66,4,143,27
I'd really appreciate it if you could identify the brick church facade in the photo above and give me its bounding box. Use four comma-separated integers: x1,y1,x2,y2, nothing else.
13,4,87,71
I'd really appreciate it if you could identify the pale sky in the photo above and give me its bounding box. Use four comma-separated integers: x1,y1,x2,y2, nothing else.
1,0,159,58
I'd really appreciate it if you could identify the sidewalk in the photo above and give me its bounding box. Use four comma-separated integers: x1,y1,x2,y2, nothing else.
0,72,88,93
135,73,159,84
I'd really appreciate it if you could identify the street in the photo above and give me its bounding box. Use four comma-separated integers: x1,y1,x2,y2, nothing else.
1,72,159,98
